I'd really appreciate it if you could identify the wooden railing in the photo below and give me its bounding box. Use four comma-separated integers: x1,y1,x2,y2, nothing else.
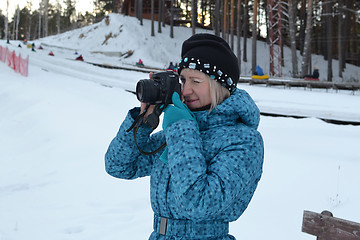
302,210,360,240
239,77,360,92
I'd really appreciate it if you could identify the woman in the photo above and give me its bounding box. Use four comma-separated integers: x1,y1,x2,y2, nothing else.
105,33,264,239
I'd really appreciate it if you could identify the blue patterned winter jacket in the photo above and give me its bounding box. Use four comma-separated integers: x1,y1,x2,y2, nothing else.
105,88,264,240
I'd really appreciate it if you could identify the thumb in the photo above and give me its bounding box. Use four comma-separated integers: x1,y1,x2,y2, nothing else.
172,92,187,110
172,92,181,105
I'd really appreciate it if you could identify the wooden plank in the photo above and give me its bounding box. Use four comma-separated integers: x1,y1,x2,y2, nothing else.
302,210,360,240
267,80,287,86
287,81,308,88
334,83,360,91
238,77,360,92
249,79,268,85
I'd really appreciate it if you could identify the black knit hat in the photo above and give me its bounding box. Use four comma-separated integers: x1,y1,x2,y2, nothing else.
178,33,239,93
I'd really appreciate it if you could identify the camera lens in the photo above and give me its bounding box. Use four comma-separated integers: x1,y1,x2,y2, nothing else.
136,81,144,102
136,79,160,104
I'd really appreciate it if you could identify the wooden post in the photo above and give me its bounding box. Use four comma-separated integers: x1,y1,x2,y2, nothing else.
302,210,360,240
317,211,333,240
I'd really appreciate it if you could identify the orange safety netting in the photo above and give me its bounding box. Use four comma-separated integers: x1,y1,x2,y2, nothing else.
0,45,29,77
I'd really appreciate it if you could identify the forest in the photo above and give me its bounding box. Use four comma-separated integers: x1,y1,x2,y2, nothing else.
0,0,359,80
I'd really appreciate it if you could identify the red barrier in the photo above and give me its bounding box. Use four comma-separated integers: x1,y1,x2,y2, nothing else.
0,45,28,77
9,51,15,70
19,55,29,77
0,46,7,62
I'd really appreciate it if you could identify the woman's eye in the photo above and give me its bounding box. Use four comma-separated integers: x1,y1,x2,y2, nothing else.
180,78,186,84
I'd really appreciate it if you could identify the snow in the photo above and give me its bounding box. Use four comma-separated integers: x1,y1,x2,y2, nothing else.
1,13,360,240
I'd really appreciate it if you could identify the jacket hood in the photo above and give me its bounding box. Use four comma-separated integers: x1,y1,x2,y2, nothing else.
193,88,260,130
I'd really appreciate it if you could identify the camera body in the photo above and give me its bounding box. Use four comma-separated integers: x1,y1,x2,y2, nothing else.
136,71,181,105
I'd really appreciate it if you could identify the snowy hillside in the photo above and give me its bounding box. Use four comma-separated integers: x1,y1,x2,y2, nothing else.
35,13,359,82
1,13,360,240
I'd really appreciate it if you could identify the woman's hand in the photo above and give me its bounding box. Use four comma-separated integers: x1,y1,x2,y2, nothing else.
140,102,155,118
140,72,155,117
162,92,196,131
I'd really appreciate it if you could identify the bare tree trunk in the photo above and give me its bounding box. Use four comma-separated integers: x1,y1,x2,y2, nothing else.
215,0,220,36
251,0,258,74
320,0,326,59
201,0,205,25
325,0,333,82
342,0,351,70
55,0,60,34
223,0,228,40
27,0,32,40
338,1,343,78
280,9,284,68
220,0,224,37
350,0,357,66
299,0,306,54
15,6,20,40
185,0,190,21
27,15,31,40
139,0,143,25
243,0,248,62
288,0,299,77
113,0,121,13
170,0,174,38
38,1,42,39
5,0,9,41
192,0,197,35
301,0,313,77
12,13,15,40
161,0,165,27
134,0,138,19
237,0,242,74
151,0,155,36
44,0,49,37
230,0,235,49
56,1,61,34
349,0,356,65
158,0,162,33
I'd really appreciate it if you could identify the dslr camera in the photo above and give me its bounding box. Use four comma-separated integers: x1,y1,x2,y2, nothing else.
136,71,181,105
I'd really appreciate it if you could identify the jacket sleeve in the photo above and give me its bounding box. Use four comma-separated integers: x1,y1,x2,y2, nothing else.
105,107,165,180
165,119,264,220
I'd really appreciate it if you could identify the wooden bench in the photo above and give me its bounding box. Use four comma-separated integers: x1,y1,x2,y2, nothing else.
302,210,360,240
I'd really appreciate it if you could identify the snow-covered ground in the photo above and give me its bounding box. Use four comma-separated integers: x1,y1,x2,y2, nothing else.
1,13,360,240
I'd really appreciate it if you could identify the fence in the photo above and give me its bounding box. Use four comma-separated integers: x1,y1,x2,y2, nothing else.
0,45,29,77
302,210,360,240
239,77,360,92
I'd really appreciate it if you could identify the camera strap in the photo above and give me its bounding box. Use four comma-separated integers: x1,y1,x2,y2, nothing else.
127,74,178,156
126,104,167,156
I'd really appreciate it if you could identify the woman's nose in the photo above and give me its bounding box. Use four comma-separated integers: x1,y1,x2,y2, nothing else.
182,82,192,96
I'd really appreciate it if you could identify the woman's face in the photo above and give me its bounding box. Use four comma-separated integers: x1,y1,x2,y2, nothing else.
180,69,212,110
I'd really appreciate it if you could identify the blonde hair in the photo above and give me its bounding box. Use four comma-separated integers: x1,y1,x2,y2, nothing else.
208,75,231,112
